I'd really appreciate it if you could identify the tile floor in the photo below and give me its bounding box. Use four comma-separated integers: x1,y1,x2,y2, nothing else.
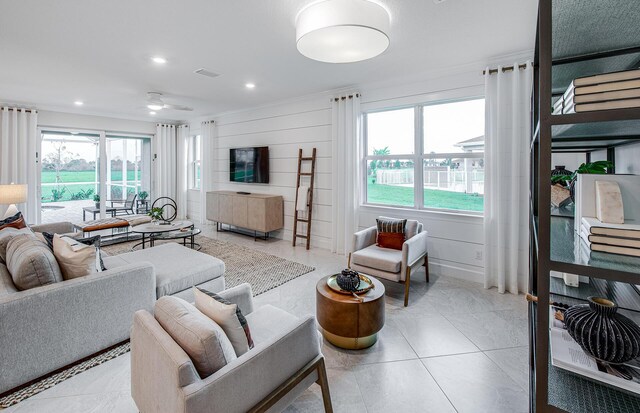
3,225,530,413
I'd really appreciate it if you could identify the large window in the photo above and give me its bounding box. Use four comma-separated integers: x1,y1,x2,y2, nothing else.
364,98,485,213
190,135,201,189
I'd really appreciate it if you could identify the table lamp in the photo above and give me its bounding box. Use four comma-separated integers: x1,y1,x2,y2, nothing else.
0,184,27,219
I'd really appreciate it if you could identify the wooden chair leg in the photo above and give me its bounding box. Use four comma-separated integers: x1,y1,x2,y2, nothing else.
316,358,333,413
404,267,411,307
347,253,352,269
424,253,430,283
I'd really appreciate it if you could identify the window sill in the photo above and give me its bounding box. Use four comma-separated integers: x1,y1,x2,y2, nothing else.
360,203,483,220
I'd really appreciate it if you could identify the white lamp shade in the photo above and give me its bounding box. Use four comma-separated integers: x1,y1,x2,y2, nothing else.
296,0,390,63
0,184,27,205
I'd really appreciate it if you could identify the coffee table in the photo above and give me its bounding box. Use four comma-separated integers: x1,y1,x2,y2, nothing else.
316,274,385,349
131,220,194,249
153,227,202,250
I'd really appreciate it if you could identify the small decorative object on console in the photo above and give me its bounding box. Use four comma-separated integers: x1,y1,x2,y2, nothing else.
564,297,640,364
336,269,360,292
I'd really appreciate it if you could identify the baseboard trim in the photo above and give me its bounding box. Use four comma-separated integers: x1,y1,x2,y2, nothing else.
428,259,483,284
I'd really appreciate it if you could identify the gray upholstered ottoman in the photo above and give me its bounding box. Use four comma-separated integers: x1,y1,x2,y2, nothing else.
103,243,225,300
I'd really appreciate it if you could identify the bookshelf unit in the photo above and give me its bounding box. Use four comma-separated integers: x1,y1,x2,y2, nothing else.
531,1,640,412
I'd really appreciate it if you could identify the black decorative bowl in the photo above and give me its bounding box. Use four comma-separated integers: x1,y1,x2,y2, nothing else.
337,269,361,292
564,297,640,364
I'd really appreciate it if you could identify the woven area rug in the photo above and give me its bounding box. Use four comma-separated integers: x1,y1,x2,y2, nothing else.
102,235,315,295
0,237,314,407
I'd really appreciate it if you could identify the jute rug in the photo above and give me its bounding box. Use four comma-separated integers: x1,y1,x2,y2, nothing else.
102,235,315,295
0,237,314,407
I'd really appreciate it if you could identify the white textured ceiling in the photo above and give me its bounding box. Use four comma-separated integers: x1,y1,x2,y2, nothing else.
0,0,537,121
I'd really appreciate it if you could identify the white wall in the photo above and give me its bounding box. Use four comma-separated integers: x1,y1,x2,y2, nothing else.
615,142,640,174
189,95,333,250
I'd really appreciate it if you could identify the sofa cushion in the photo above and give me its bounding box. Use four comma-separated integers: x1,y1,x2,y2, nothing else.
0,227,35,264
7,234,63,290
194,287,254,356
52,234,100,280
0,263,17,297
155,296,237,378
351,244,402,273
108,243,225,297
376,217,406,250
244,304,300,344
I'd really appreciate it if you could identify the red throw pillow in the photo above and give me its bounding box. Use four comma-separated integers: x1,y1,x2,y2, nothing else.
377,232,405,250
0,212,26,231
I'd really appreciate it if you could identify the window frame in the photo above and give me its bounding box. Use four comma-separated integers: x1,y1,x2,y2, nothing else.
189,135,201,190
362,97,485,216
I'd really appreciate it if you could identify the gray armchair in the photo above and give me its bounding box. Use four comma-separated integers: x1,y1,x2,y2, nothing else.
131,283,333,413
348,218,429,306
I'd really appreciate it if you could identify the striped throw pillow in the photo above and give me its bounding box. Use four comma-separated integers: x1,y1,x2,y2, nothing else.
376,217,407,250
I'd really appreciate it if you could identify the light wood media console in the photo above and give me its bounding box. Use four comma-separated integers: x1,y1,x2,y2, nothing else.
206,191,284,240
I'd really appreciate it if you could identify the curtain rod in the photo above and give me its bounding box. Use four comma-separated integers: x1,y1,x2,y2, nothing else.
483,63,529,75
332,93,360,102
2,108,37,113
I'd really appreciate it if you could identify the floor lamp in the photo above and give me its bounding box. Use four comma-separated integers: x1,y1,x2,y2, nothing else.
0,184,28,219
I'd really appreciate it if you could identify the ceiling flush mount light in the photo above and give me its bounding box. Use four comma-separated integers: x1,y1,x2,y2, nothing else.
74,100,83,106
151,56,167,64
149,111,156,115
245,83,256,89
296,0,390,63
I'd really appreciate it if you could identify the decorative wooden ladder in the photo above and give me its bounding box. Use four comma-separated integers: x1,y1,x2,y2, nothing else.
292,148,316,250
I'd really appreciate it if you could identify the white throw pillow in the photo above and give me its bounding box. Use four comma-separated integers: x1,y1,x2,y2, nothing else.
52,234,97,280
194,287,255,356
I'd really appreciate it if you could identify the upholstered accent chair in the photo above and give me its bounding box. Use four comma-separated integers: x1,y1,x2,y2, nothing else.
131,283,333,413
348,218,429,306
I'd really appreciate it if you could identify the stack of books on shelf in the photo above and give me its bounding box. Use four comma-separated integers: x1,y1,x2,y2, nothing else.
553,69,640,114
580,217,640,257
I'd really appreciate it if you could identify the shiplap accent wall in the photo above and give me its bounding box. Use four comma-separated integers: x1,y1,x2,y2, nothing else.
188,95,333,250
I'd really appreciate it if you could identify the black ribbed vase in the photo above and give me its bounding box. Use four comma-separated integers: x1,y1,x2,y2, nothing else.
564,297,640,364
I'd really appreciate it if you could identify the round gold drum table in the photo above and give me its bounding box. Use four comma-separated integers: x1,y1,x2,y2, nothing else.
316,274,385,349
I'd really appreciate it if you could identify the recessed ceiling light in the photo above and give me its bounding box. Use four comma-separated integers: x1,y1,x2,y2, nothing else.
74,100,83,106
245,83,256,89
149,111,156,115
147,104,163,111
151,56,167,64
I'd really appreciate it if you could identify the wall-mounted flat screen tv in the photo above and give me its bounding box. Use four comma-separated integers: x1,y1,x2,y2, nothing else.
229,146,269,183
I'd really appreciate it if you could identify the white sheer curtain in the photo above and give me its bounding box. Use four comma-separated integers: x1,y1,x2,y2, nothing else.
152,124,177,201
331,93,361,255
0,108,39,223
199,120,216,224
176,124,190,219
484,62,533,294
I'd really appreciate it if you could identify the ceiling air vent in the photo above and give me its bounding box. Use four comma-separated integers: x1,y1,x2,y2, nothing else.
194,68,220,78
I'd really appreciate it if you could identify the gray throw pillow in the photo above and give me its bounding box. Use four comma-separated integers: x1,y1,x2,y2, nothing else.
0,227,35,265
155,296,237,378
7,234,63,290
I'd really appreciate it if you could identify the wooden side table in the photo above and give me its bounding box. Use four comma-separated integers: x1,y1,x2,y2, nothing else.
316,275,385,349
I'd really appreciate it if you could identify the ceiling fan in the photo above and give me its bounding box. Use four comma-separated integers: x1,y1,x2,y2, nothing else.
146,92,193,111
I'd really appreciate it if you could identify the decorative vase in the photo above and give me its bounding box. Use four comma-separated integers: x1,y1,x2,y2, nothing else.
95,202,100,209
551,165,572,179
152,218,159,225
564,297,640,363
337,269,360,292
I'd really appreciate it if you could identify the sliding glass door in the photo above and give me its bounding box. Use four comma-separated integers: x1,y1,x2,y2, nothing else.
40,129,151,224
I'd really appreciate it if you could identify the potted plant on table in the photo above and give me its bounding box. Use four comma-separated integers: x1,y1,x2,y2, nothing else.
93,194,100,209
148,207,163,225
139,191,148,201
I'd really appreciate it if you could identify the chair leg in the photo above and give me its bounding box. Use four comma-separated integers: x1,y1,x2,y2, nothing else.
404,267,411,307
347,253,352,269
316,358,333,413
424,253,430,283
